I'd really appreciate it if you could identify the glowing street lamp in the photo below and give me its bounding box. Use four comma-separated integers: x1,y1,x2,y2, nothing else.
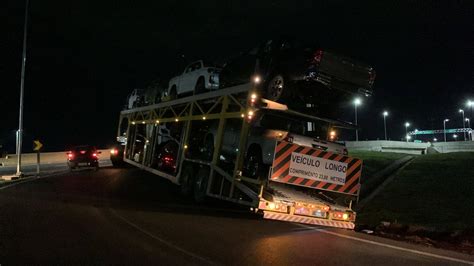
453,134,458,141
468,100,474,119
382,111,388,140
459,109,466,141
354,98,362,141
404,122,410,142
443,119,449,142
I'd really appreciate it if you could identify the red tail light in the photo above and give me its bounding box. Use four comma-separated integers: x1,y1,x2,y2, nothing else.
67,152,74,159
92,153,98,158
313,49,323,63
110,149,117,155
80,150,86,154
368,70,376,84
162,154,176,169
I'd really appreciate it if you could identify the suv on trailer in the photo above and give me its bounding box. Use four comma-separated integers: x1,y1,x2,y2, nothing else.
219,38,376,116
67,145,101,171
167,60,220,98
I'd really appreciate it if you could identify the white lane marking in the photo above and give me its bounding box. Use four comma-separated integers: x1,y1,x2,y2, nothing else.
110,209,215,265
295,224,474,265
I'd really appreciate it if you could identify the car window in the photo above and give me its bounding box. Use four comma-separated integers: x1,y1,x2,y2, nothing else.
263,40,273,53
193,62,202,71
185,64,194,73
73,145,94,152
248,47,259,55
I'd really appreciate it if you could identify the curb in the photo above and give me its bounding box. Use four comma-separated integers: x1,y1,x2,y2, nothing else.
0,170,69,190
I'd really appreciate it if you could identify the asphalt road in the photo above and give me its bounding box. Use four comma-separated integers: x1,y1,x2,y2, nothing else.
0,166,473,265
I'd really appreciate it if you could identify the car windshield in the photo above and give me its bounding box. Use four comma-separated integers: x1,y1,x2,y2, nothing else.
73,146,95,152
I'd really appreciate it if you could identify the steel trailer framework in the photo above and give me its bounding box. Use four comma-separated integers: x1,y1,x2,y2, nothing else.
119,83,262,206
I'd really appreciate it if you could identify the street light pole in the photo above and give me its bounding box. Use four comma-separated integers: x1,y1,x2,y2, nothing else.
354,98,361,141
404,122,410,142
443,119,449,142
16,0,30,177
459,109,466,141
466,118,471,141
468,100,473,119
383,111,388,140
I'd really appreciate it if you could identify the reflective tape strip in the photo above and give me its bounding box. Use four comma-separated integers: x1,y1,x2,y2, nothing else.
263,211,355,229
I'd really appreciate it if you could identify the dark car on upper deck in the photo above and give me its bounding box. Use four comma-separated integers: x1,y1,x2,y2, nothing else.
219,38,376,117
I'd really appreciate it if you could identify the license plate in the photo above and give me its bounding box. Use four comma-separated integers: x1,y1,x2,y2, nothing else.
312,210,327,218
78,163,88,166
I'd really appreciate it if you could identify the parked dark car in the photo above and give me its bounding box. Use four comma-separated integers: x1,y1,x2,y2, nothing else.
155,140,179,174
110,143,125,167
67,145,101,171
219,38,376,117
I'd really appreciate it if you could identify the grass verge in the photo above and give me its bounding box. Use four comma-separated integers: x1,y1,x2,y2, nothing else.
356,152,474,254
349,151,410,198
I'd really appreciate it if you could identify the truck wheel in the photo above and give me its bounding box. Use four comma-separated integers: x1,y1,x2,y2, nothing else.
170,86,177,99
193,166,210,203
265,74,285,101
195,77,205,94
244,147,263,179
179,164,194,196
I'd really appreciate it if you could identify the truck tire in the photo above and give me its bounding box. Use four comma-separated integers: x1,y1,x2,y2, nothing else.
265,74,285,101
195,77,205,94
179,163,194,196
193,166,210,203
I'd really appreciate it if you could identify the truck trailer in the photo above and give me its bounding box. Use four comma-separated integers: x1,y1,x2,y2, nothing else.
116,82,363,229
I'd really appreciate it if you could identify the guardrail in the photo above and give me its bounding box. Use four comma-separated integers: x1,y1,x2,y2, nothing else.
346,140,474,154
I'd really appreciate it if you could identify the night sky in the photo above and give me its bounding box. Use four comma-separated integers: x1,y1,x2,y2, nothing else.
2,0,473,152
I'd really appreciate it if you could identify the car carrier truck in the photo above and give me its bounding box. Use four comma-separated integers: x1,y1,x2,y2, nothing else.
116,82,363,229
